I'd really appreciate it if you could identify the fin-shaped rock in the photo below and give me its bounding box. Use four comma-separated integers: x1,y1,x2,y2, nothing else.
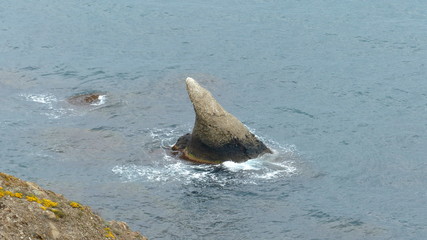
172,77,272,164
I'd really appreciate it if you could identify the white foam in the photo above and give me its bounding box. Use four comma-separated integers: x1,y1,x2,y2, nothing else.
222,159,261,172
22,93,57,104
112,127,299,185
112,161,213,184
112,126,299,185
20,92,110,119
112,156,297,185
90,94,107,106
21,93,70,119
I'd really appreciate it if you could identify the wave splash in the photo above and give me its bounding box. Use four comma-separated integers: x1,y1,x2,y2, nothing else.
21,93,68,119
20,92,108,119
112,128,299,185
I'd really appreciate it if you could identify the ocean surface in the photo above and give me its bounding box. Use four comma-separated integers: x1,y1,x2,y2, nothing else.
1,1,426,239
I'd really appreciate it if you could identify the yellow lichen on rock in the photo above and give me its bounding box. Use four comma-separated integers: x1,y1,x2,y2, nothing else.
104,227,116,239
14,192,23,198
0,172,148,240
4,190,13,196
26,195,39,202
2,188,58,212
69,201,84,209
42,198,58,208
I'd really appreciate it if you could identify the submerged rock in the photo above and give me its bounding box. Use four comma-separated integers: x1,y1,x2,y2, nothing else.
0,172,148,240
67,93,105,106
172,77,272,164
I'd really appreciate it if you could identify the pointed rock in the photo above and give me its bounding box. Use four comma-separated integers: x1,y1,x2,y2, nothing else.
172,77,272,164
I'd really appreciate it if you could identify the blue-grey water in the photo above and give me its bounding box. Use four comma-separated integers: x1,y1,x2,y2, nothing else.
1,1,426,239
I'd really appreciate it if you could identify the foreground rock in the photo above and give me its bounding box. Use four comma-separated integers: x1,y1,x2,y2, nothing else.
0,172,148,240
172,77,272,164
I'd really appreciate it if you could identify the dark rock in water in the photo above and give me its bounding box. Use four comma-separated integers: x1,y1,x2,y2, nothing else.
172,77,272,164
67,93,105,106
172,133,191,152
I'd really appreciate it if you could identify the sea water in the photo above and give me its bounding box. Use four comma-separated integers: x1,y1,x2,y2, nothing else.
1,1,426,239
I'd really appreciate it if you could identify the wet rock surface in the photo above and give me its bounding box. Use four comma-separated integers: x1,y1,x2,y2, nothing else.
172,77,271,164
0,172,148,240
67,93,105,106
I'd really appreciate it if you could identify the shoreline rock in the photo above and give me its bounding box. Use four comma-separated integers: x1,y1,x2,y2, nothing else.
0,172,148,240
172,77,272,164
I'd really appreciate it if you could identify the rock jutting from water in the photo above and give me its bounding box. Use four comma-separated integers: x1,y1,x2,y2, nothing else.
172,77,272,164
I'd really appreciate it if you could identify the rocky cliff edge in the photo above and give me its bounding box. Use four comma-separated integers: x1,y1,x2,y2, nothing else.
0,172,148,240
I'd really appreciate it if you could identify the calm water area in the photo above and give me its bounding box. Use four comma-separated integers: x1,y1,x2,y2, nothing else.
1,1,426,239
